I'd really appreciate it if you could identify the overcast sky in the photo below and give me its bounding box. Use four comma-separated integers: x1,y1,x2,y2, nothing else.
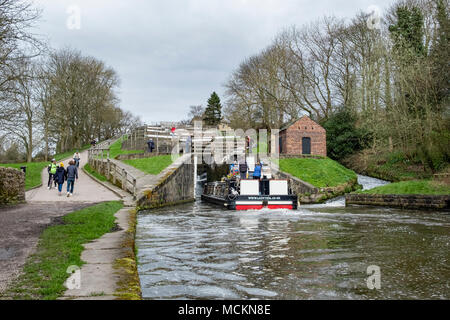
33,0,394,123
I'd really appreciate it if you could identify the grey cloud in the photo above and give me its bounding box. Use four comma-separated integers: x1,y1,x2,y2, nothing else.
35,0,393,122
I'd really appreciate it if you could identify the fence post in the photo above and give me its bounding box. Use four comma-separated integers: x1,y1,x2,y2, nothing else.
122,168,127,191
107,159,111,180
112,163,116,185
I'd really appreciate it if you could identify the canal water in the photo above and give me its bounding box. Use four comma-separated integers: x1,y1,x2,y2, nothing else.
136,175,450,299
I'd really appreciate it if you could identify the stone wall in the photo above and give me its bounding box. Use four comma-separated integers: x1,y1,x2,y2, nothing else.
345,193,450,211
136,155,195,209
0,167,25,205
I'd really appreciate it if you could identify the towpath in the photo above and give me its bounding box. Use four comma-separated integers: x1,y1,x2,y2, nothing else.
0,149,129,299
26,150,119,202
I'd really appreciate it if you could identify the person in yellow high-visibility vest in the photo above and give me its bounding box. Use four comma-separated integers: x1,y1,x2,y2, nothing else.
47,159,57,189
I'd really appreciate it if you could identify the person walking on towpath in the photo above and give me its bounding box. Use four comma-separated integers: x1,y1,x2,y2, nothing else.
55,162,67,196
47,159,57,189
66,160,78,197
73,152,81,168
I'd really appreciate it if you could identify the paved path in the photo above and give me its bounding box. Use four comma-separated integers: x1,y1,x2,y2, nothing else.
26,150,120,202
1,149,122,297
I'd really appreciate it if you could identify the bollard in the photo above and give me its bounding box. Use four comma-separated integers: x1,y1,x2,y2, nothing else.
133,178,137,200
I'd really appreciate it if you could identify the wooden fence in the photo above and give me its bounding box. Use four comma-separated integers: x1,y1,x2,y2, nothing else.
88,146,137,199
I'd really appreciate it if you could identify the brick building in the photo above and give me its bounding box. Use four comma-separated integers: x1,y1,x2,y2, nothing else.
278,116,327,157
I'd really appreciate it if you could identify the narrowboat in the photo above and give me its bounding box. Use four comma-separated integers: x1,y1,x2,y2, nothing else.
201,177,298,210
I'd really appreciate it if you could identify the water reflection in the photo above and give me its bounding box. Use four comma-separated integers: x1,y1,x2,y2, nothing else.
136,175,450,300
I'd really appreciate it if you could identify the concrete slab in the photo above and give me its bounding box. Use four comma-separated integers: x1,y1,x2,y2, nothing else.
63,263,120,296
81,248,128,264
70,295,117,300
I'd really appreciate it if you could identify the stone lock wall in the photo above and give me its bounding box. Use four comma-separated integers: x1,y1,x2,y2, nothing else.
137,155,195,209
345,193,450,211
281,116,327,157
0,167,25,205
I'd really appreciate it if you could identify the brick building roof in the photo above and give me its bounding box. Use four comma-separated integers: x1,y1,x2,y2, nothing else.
280,115,325,132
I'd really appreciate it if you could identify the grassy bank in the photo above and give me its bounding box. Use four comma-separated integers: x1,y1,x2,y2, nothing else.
83,163,107,182
123,155,173,175
279,157,357,188
359,180,450,195
109,138,144,159
0,162,47,191
342,150,436,182
4,201,123,300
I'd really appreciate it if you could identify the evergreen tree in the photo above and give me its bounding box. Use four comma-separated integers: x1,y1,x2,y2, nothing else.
321,108,370,161
389,6,426,59
430,0,450,106
204,92,222,126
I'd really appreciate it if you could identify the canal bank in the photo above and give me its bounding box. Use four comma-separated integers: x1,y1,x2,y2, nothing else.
83,147,196,299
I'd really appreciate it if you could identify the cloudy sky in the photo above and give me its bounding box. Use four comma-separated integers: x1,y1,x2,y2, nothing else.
33,0,394,123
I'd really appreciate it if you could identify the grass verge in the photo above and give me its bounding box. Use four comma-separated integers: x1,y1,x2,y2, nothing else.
359,179,450,195
123,155,173,175
279,157,357,188
0,162,47,191
3,201,123,300
109,138,144,159
83,163,107,182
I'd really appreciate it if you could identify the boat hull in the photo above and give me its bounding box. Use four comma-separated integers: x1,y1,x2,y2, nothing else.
201,194,298,211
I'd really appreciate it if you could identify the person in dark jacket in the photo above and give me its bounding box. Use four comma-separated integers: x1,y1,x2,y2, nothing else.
55,162,67,196
147,139,155,153
66,160,78,197
253,161,262,180
239,162,248,180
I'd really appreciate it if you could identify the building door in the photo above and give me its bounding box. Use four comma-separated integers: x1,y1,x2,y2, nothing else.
302,137,311,155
